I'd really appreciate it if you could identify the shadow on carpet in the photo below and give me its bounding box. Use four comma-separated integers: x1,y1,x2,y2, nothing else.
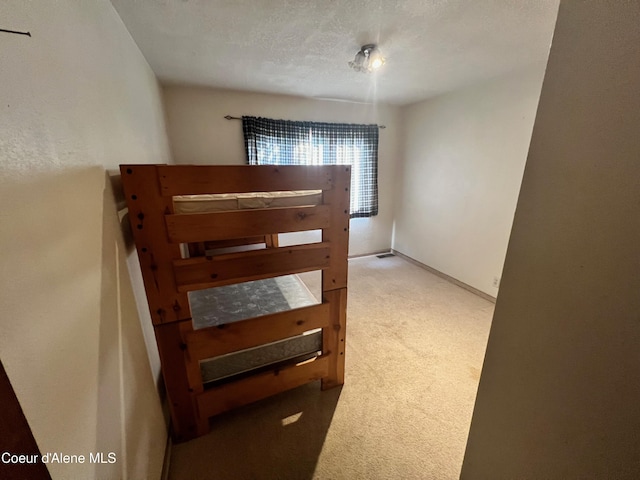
169,381,342,480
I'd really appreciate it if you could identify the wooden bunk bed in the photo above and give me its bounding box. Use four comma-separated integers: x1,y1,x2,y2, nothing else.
120,164,350,442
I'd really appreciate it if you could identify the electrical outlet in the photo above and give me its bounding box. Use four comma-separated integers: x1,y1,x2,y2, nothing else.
492,277,500,288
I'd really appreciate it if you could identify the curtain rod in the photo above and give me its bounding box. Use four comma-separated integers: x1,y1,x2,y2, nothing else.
224,115,386,129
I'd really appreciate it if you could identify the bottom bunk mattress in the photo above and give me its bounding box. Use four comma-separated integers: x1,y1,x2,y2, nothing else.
188,274,322,386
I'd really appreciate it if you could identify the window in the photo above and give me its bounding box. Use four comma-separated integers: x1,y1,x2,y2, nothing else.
242,116,378,218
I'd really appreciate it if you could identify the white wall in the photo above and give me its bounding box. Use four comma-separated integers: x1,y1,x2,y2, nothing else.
163,87,401,256
0,1,169,478
462,1,640,478
393,66,546,295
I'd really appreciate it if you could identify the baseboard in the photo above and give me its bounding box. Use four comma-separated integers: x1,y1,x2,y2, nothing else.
348,249,391,259
391,250,496,304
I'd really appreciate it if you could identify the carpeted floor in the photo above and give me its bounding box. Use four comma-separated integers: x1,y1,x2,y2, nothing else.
168,255,493,480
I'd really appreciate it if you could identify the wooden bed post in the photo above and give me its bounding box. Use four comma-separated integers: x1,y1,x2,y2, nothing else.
119,165,189,325
322,288,347,389
155,321,208,441
120,165,207,440
321,166,351,390
322,166,350,293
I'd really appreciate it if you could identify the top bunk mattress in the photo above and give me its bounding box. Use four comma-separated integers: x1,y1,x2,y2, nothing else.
173,190,322,214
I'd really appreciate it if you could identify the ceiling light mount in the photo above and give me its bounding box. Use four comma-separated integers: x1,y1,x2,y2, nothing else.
349,44,385,73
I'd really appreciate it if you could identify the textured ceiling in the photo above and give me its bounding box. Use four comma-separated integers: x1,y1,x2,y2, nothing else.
110,0,559,105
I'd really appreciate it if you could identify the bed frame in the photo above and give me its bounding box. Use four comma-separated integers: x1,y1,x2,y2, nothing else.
120,164,350,442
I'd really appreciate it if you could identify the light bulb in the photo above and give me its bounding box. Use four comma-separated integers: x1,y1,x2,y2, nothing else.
349,44,385,73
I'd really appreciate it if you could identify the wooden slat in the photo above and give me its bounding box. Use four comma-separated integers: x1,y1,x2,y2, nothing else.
157,165,335,195
203,236,269,250
187,236,272,258
154,321,208,441
322,166,351,292
120,165,190,324
321,288,348,390
187,242,206,257
264,233,279,248
185,303,330,360
197,355,329,419
165,205,330,243
173,243,331,292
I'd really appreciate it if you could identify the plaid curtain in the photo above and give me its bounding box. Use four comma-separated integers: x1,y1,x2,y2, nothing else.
242,116,378,218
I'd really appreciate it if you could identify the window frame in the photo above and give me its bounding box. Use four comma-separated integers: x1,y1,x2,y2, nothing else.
242,116,379,218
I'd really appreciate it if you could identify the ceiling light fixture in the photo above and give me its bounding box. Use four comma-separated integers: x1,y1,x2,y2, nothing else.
349,44,385,73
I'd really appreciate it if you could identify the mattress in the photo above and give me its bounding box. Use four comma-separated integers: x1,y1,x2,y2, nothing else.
200,331,322,386
189,274,322,385
173,190,322,214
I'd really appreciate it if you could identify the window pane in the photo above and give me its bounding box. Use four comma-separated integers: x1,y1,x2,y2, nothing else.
243,117,378,218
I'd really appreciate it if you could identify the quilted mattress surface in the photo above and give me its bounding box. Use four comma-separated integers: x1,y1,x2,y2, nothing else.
173,190,322,214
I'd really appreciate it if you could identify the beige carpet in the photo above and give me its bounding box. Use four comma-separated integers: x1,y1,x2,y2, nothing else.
168,255,493,479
